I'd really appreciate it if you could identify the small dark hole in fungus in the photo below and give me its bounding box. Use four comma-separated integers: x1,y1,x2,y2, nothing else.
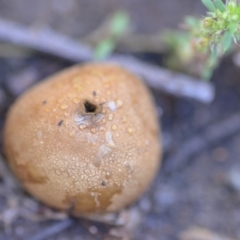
84,101,97,113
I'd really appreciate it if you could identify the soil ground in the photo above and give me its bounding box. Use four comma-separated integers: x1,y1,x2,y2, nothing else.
0,0,240,239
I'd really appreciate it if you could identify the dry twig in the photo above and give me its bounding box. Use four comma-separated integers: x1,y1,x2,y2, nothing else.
29,218,74,240
165,113,240,173
180,227,238,240
108,55,214,103
0,17,214,103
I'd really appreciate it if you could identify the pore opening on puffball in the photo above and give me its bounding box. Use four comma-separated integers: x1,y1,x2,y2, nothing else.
84,100,97,113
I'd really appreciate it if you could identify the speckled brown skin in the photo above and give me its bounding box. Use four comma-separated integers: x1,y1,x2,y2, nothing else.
4,63,161,215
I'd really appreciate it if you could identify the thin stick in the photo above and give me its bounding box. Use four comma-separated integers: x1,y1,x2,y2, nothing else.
0,18,93,62
180,227,237,240
0,17,214,103
29,218,74,240
165,113,240,173
108,55,215,103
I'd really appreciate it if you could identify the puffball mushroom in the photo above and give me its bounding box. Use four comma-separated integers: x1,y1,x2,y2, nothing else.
4,63,161,216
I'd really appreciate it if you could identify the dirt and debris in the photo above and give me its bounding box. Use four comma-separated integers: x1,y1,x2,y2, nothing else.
180,227,238,240
0,0,240,240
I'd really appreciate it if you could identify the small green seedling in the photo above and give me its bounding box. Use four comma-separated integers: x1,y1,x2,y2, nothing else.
94,10,130,60
164,0,240,79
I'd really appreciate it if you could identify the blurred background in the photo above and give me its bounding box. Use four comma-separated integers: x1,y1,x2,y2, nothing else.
0,0,204,36
1,0,240,240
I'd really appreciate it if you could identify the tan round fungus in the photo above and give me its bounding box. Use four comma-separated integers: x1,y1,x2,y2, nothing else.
4,63,161,216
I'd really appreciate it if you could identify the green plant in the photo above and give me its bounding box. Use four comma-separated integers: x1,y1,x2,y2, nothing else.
94,10,130,60
164,0,240,79
198,0,240,55
94,1,240,80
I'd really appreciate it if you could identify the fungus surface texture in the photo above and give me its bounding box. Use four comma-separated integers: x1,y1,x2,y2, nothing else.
4,63,161,215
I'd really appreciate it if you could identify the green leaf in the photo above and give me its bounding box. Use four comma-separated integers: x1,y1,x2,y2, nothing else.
222,31,232,52
201,0,216,12
213,0,226,12
202,67,213,80
184,16,199,28
94,39,115,60
210,45,217,60
229,22,237,33
110,11,130,37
